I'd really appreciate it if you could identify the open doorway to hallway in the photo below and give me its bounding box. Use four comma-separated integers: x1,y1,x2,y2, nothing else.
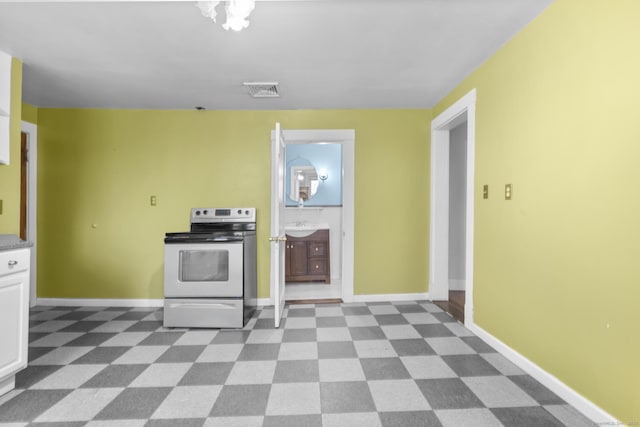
429,89,476,326
433,121,467,323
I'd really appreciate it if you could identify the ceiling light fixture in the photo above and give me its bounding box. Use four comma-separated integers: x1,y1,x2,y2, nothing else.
196,0,255,32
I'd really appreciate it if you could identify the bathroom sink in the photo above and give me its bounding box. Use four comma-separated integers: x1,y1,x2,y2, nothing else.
285,222,330,238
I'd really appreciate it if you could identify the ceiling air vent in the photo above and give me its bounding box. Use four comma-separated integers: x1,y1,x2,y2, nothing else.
243,82,279,98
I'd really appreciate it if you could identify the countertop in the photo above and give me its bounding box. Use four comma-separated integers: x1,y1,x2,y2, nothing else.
0,234,33,251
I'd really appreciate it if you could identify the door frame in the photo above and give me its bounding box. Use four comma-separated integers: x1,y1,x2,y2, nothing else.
271,128,355,303
21,121,37,307
430,89,476,325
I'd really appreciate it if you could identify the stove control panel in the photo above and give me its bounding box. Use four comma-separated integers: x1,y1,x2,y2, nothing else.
191,207,256,223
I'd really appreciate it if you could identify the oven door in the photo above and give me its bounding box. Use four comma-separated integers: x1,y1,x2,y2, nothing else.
164,242,243,298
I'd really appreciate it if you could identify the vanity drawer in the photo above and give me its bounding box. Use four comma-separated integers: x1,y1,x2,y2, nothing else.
309,260,327,275
308,242,327,257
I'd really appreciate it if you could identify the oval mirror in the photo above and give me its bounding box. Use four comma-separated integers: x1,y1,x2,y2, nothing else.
288,158,319,204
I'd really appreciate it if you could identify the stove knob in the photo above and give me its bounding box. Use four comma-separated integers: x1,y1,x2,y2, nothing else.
237,209,242,215
195,210,201,216
245,210,250,215
203,210,208,215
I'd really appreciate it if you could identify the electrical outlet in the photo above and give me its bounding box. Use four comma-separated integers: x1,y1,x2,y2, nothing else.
505,184,513,200
483,185,489,199
150,195,157,206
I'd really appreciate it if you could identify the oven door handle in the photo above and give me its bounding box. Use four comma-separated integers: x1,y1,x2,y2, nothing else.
168,302,236,310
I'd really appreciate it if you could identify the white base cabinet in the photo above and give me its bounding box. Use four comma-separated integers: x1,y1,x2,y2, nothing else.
0,248,30,396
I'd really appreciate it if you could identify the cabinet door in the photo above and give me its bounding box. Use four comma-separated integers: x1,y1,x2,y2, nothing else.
0,271,29,380
289,241,308,277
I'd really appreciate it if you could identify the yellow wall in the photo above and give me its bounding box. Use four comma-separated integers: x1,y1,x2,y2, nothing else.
22,102,38,124
0,58,22,234
36,109,430,300
435,0,639,421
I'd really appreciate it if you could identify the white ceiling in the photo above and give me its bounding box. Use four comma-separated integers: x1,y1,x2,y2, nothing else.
0,0,554,110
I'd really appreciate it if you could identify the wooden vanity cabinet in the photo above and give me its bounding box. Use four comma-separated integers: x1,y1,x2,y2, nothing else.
285,229,330,284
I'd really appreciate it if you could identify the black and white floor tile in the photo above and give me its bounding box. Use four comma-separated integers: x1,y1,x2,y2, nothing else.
0,301,596,426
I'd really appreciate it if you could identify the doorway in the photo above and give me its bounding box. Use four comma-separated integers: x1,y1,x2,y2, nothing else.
271,129,355,304
429,89,476,325
21,121,38,307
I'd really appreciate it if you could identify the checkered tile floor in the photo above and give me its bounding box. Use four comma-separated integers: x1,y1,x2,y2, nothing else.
0,301,595,426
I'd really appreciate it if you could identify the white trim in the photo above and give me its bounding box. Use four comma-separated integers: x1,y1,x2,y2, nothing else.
429,128,449,301
36,298,163,308
430,88,476,325
340,134,355,303
273,129,356,305
21,121,37,308
257,297,272,307
468,321,621,425
351,293,430,303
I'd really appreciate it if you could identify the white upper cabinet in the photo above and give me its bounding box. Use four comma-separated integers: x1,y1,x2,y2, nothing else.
0,50,11,165
0,51,11,116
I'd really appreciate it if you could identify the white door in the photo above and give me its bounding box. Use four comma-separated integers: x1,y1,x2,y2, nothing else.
270,122,286,327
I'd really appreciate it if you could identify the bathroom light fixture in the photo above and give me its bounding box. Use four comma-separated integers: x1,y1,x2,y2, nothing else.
196,0,255,32
319,169,328,182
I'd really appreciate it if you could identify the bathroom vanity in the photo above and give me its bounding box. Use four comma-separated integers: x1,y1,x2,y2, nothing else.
0,235,31,396
285,229,330,283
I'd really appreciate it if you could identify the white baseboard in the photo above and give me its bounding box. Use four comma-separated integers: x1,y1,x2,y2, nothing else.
257,298,271,307
467,321,620,425
36,298,163,308
351,292,430,303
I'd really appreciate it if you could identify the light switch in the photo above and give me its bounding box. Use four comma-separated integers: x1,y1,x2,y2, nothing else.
505,184,512,200
483,185,489,199
150,195,157,206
